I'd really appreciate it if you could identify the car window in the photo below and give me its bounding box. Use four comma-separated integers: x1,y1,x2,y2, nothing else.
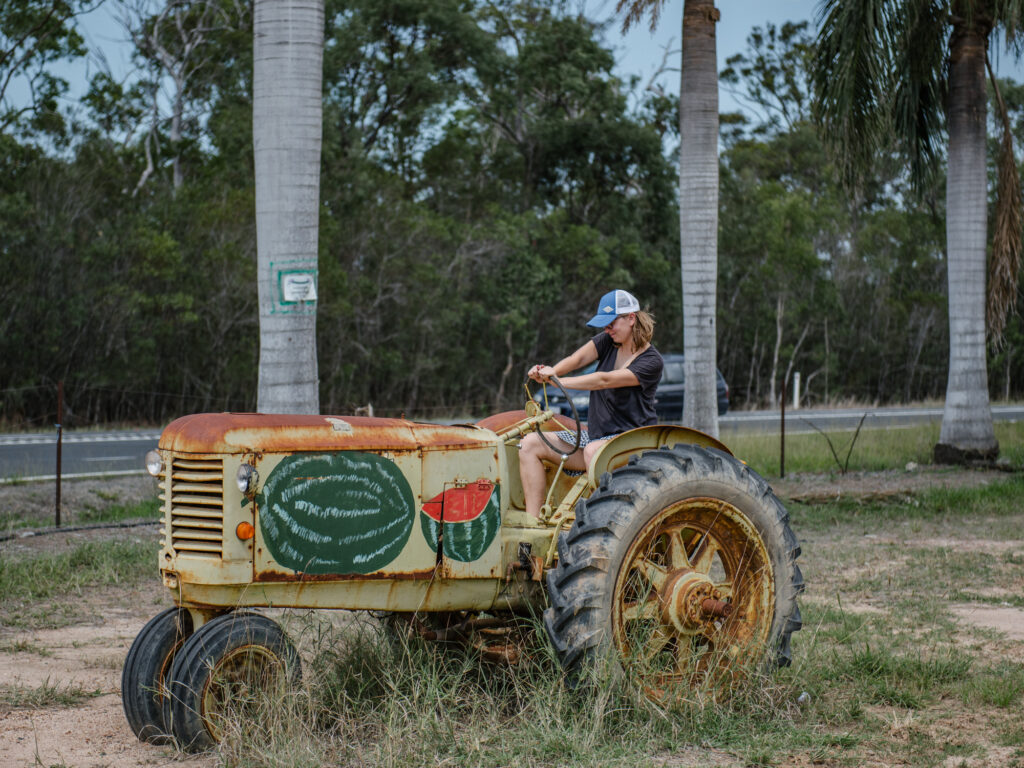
661,361,684,384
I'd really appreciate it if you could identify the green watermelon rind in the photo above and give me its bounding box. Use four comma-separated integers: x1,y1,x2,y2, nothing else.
419,486,500,563
259,452,415,575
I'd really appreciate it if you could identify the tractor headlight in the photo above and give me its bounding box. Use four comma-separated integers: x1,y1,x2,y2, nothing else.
235,463,259,494
145,450,163,477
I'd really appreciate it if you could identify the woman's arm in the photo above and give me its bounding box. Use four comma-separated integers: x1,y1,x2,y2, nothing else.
559,368,639,391
528,340,599,382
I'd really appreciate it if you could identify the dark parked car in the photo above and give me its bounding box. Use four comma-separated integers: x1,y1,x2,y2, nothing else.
654,354,729,421
536,353,728,423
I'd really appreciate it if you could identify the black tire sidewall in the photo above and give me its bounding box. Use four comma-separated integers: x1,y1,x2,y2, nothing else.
122,606,194,744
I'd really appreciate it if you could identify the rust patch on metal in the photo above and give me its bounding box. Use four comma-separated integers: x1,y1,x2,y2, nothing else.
159,413,496,454
253,567,435,583
702,598,734,618
475,410,576,433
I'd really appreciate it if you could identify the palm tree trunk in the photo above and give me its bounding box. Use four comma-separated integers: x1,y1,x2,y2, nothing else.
935,16,998,462
254,0,324,414
680,0,720,437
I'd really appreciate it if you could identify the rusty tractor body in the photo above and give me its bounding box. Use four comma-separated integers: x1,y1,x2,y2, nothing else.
123,402,804,751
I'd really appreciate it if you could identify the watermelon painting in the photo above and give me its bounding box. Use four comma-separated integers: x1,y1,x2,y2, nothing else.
420,481,500,562
258,452,415,575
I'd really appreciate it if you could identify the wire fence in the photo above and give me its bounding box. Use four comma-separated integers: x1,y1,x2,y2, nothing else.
1,375,1016,434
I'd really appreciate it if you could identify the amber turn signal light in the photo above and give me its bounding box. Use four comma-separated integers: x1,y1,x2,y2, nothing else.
236,521,255,541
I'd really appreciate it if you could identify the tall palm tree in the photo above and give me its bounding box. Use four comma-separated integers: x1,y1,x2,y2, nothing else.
253,0,324,414
619,0,721,436
814,1,1024,462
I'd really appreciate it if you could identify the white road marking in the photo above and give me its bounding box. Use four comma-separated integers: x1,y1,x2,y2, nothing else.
0,469,148,484
0,433,161,446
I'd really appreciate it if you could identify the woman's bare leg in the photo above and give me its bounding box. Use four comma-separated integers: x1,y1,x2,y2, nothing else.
519,432,586,518
582,437,610,468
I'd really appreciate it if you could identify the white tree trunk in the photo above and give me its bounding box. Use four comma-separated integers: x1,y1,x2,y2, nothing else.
936,22,998,461
254,0,323,414
679,0,720,437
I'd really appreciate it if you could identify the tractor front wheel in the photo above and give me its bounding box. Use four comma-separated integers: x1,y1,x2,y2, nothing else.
122,607,194,743
162,612,301,752
544,444,803,701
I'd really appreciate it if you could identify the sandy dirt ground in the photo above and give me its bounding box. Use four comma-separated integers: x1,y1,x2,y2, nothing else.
1,467,1022,767
0,582,211,768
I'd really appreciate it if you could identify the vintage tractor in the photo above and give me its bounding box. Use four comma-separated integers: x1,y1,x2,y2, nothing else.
122,380,803,751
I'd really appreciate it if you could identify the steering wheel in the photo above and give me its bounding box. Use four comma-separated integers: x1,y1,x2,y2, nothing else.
526,374,583,455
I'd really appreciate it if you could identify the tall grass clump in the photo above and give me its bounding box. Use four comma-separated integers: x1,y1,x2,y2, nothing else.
0,539,153,603
212,612,808,767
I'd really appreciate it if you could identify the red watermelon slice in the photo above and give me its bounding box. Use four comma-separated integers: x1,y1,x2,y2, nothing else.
420,480,501,563
422,481,494,523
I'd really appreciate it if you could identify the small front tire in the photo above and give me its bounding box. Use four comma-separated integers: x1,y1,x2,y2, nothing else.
163,612,301,752
122,606,194,744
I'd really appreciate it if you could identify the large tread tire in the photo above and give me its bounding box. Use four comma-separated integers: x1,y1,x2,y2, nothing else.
543,443,803,695
163,611,301,752
121,606,194,744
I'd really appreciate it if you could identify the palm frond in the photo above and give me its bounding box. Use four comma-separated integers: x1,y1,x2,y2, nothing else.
811,0,901,190
985,56,1023,346
992,0,1024,49
616,0,668,33
891,0,949,191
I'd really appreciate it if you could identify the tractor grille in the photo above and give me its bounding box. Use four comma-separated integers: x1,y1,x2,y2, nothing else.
159,457,224,559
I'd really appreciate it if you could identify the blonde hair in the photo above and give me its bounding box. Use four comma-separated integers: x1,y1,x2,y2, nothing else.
631,309,655,349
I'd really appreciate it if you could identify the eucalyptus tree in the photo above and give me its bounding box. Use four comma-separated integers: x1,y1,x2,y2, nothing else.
253,0,324,414
122,0,245,193
814,1,1024,462
618,0,721,436
0,0,96,136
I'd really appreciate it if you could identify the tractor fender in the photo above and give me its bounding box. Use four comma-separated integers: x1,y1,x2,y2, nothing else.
586,424,733,488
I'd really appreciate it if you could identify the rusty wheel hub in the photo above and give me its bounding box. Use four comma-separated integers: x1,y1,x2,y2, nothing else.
662,569,733,635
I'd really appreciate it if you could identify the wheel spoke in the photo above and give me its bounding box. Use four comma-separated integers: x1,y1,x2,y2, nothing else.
635,557,668,591
640,625,673,662
622,597,660,622
666,529,689,569
675,635,712,674
691,538,719,574
714,582,733,601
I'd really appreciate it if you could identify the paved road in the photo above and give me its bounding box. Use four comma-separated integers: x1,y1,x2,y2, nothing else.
720,404,1024,435
0,430,162,482
2,404,1023,481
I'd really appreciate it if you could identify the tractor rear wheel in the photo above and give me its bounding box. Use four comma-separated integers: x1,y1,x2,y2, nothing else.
122,607,194,743
162,611,301,752
544,444,803,700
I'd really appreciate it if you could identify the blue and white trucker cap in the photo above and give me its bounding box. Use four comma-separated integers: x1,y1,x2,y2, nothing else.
586,289,640,328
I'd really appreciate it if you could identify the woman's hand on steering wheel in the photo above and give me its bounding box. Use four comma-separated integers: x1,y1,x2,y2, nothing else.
528,364,557,383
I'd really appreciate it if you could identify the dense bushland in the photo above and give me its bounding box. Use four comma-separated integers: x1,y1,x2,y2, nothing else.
3,3,1024,428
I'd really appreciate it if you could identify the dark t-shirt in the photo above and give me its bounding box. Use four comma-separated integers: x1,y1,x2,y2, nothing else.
587,332,664,439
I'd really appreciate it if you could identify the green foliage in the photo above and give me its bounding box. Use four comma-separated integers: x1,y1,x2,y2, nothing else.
4,2,1024,426
0,0,94,137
